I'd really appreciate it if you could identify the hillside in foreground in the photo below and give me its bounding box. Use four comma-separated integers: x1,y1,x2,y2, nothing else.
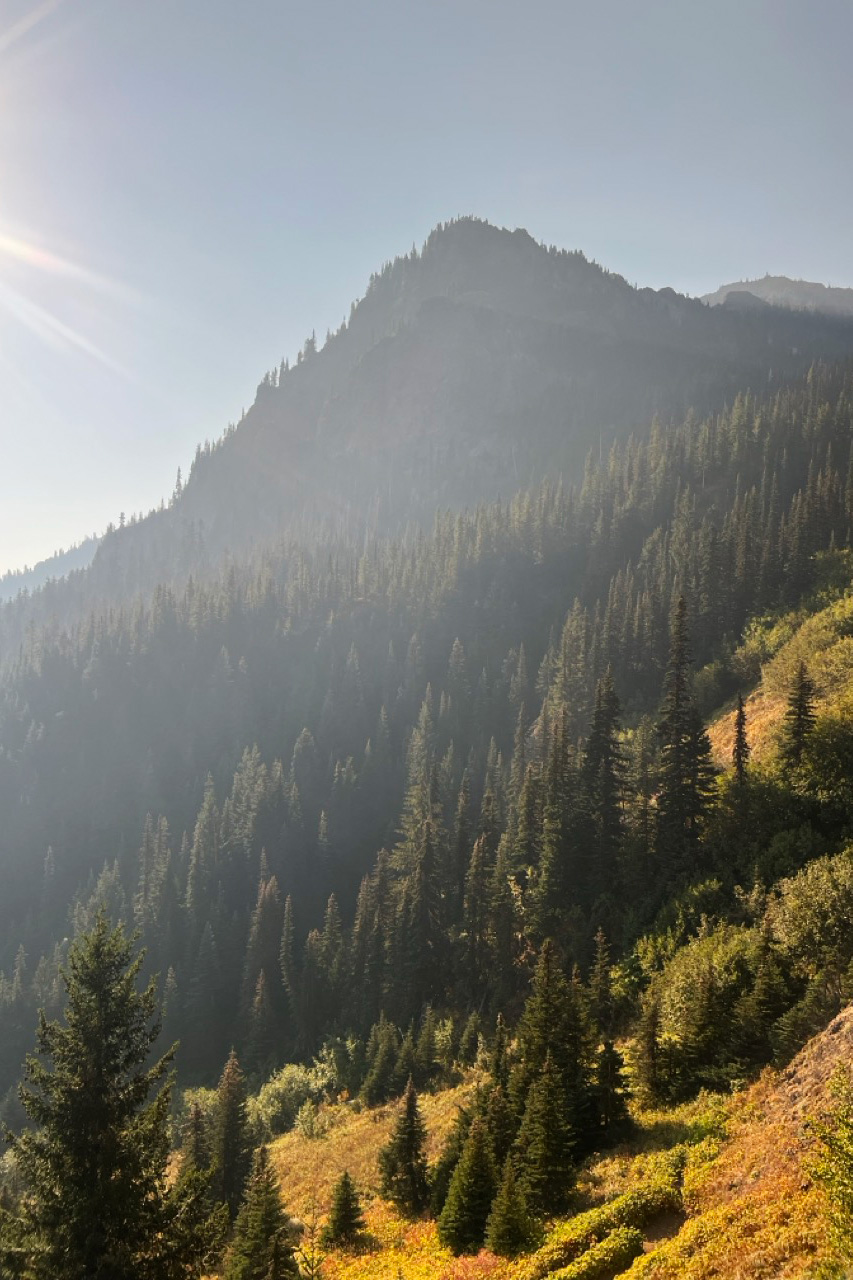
266,1004,853,1280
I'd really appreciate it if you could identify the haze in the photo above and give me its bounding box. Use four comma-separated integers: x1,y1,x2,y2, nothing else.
1,0,852,573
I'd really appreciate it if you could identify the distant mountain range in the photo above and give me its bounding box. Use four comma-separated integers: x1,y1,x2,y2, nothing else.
703,274,853,317
0,537,99,604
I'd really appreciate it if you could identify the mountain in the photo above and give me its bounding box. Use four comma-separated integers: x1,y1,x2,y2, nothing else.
6,218,853,655
0,536,99,604
704,273,853,317
6,228,853,1273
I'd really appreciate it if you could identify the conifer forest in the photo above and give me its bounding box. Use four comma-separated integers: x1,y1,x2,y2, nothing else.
5,17,853,1274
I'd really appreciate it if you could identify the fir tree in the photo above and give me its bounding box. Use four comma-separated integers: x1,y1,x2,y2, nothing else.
225,1146,297,1280
732,693,750,785
655,597,715,877
489,1012,510,1090
321,1171,366,1247
215,1049,252,1221
514,1054,574,1216
593,1041,631,1133
783,660,816,766
582,669,627,898
378,1077,430,1216
430,1103,473,1216
588,928,613,1041
458,1012,482,1066
2,912,224,1280
437,1115,497,1255
485,1157,538,1258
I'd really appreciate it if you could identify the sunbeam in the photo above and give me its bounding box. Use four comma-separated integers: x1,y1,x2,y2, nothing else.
0,0,63,58
0,277,129,376
0,228,141,302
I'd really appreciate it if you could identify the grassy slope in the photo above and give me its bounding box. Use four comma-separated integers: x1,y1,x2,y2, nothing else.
708,556,853,767
266,1017,853,1280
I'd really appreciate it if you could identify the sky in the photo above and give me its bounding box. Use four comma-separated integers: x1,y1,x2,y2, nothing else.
1,0,853,574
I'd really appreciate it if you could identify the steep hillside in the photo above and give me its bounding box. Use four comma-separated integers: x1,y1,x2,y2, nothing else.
263,1008,853,1279
707,553,853,768
704,274,853,317
8,219,853,641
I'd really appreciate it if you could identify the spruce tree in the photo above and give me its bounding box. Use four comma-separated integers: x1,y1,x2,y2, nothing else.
458,1012,482,1066
378,1077,430,1216
321,1171,366,1247
732,692,750,785
783,659,816,766
2,912,224,1280
484,1157,538,1257
215,1049,252,1221
593,1041,631,1133
582,669,627,899
588,928,613,1041
437,1116,497,1255
182,1100,212,1176
655,596,715,877
225,1146,297,1280
514,1054,574,1216
429,1104,472,1216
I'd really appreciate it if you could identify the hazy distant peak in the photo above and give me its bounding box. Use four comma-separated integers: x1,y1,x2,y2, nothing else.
704,275,853,317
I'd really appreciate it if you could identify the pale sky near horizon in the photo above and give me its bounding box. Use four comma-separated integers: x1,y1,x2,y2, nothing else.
1,0,852,575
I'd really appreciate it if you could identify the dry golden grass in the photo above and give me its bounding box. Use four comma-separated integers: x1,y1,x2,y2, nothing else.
262,1006,853,1279
270,1076,479,1218
707,687,787,768
269,1076,518,1280
622,1008,853,1278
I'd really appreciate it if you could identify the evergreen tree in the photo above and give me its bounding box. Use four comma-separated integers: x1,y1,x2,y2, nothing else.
458,1012,482,1066
182,1100,212,1176
225,1146,297,1280
582,669,627,899
783,660,816,766
484,1157,538,1258
588,928,613,1041
485,1084,517,1168
321,1171,366,1247
215,1049,252,1222
246,970,277,1079
437,1116,497,1255
2,912,224,1280
489,1013,510,1090
655,597,715,877
361,1016,401,1106
593,1041,631,1133
732,692,750,785
514,1054,574,1216
430,1103,473,1216
378,1077,430,1216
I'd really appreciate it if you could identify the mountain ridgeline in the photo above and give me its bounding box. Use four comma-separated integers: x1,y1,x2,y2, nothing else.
704,273,853,318
5,218,853,653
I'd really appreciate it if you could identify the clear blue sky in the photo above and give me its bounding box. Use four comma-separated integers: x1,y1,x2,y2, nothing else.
1,0,852,573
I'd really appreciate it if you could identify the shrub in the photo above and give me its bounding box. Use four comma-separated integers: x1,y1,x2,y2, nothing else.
247,1064,318,1139
516,1150,683,1280
549,1226,645,1280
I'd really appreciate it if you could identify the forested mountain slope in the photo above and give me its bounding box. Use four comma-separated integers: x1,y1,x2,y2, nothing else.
6,218,853,652
0,536,99,604
3,361,853,1119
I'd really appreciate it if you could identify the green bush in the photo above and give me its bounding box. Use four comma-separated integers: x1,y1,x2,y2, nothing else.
549,1227,645,1279
246,1063,319,1139
516,1149,684,1280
